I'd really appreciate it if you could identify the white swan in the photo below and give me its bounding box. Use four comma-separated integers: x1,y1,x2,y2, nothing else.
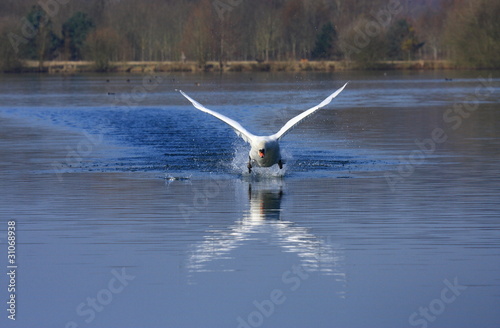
179,82,348,172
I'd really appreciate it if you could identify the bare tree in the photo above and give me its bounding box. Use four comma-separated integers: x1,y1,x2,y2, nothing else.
445,0,500,68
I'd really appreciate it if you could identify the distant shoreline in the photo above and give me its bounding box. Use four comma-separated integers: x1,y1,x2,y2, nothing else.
5,59,491,74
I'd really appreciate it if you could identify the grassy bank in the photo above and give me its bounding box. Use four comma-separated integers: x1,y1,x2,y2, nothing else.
17,59,464,74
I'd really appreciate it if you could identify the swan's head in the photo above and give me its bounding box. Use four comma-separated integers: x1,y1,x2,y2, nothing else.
255,139,271,158
251,138,280,167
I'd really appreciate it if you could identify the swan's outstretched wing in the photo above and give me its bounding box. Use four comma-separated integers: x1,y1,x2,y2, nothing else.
272,82,349,140
179,90,255,144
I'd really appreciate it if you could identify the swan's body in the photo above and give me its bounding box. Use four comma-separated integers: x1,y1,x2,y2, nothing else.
179,82,348,172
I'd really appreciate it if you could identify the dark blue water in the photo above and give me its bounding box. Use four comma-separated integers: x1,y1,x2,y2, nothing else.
0,73,375,177
0,72,499,328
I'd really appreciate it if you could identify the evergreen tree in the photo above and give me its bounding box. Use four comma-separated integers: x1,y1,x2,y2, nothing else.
386,19,408,60
62,12,95,60
0,33,23,72
386,19,422,60
311,22,339,60
22,5,61,68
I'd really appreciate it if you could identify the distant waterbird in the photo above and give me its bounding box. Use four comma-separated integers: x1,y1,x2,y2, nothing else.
178,82,349,173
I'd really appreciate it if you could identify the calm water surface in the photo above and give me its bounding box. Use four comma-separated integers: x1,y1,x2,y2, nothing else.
0,71,499,327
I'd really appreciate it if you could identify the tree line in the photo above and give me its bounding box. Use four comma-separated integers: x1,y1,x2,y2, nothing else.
1,0,499,72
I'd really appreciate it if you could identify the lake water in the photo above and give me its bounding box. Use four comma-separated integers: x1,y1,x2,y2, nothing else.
0,71,499,328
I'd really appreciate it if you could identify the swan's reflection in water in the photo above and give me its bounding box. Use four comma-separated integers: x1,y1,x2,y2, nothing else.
187,179,346,296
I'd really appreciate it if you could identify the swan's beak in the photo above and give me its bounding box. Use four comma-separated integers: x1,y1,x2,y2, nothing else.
258,149,265,158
